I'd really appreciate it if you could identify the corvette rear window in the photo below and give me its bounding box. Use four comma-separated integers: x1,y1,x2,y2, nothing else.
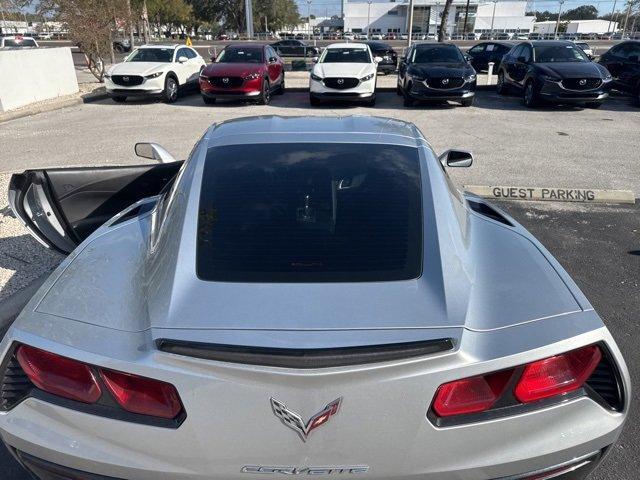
197,143,422,282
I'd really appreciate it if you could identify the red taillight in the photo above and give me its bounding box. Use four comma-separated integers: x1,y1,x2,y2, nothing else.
514,345,601,403
16,345,101,404
432,370,513,417
432,345,603,419
100,369,183,419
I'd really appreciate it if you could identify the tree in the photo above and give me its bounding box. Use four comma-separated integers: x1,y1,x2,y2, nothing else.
438,0,453,42
40,0,129,80
188,0,299,35
563,5,598,20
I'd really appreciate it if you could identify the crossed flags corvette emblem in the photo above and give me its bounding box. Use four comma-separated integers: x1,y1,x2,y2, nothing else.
270,397,342,442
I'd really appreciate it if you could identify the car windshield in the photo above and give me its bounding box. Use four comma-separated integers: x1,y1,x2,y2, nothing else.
534,44,589,63
3,38,36,47
197,143,423,282
321,48,371,63
412,45,463,63
216,47,263,63
127,48,173,62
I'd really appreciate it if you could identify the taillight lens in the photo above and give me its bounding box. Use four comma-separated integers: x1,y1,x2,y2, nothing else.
514,345,601,403
432,370,513,417
432,345,603,419
100,369,183,419
16,345,101,404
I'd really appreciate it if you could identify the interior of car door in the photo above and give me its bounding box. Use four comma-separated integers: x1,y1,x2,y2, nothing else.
9,162,183,254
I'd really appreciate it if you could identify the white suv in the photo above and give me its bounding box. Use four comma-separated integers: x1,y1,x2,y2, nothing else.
0,35,38,48
104,44,206,103
309,43,381,106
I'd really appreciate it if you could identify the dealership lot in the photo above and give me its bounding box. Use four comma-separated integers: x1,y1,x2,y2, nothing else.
0,86,638,478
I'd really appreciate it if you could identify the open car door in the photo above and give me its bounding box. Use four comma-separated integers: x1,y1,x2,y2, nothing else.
9,162,182,254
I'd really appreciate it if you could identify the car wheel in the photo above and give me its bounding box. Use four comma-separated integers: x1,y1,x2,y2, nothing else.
111,96,127,103
523,80,538,108
584,102,603,109
461,97,474,107
403,91,414,107
114,44,124,54
202,96,216,105
496,71,508,95
367,95,376,107
258,79,271,105
276,73,285,95
163,76,179,103
310,95,320,106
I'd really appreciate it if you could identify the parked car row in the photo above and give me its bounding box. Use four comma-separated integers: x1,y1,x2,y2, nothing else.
103,41,640,109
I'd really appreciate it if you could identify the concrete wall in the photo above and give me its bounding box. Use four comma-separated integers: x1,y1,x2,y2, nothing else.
0,47,79,112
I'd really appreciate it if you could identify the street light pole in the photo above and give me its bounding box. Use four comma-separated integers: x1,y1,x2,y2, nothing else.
367,0,372,39
407,0,415,47
622,1,631,37
307,0,312,40
490,1,497,40
554,0,565,39
608,0,617,34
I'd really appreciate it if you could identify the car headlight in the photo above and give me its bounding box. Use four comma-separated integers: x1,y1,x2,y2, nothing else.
465,73,477,82
145,71,163,79
602,74,612,82
541,74,561,83
244,72,261,80
310,72,323,82
360,73,375,82
104,73,111,79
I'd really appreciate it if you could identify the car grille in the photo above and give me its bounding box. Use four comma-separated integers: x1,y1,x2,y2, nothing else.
426,77,465,89
208,76,244,88
0,353,32,411
111,75,144,86
323,77,360,90
586,351,624,411
562,78,602,90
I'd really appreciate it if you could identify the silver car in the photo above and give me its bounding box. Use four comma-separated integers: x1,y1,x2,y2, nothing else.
2,116,630,479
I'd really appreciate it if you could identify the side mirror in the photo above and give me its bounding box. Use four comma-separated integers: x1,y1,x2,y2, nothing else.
374,56,383,63
464,54,471,62
439,149,473,168
209,55,216,62
312,56,319,63
135,143,177,163
517,56,527,63
177,55,188,63
268,56,277,63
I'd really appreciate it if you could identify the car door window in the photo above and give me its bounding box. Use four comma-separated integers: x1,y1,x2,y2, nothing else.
469,44,485,54
176,48,190,61
522,45,532,63
620,43,640,60
510,45,523,60
186,48,198,59
486,44,496,53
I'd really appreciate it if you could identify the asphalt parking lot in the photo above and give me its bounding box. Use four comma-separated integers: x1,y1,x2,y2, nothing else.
0,86,638,478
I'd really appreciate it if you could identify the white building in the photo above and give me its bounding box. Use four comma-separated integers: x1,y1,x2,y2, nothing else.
566,19,619,34
343,0,534,36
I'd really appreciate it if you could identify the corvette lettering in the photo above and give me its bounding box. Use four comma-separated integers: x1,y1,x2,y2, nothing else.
241,466,369,475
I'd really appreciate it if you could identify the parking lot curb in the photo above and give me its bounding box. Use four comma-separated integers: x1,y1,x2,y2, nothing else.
465,185,636,205
0,273,48,331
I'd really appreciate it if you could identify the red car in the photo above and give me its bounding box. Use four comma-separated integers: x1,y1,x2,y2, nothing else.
199,43,285,105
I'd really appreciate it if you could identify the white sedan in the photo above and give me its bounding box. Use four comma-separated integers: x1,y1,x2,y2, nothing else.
309,43,381,106
104,44,206,103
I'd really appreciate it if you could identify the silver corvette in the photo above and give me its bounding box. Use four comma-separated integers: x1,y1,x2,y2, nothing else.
1,116,630,480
